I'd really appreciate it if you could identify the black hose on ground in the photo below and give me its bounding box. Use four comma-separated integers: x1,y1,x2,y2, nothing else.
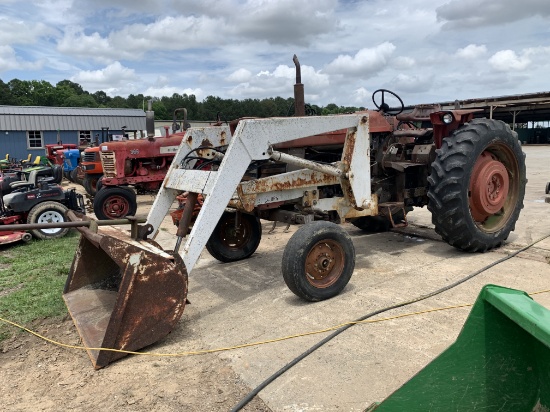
231,233,550,411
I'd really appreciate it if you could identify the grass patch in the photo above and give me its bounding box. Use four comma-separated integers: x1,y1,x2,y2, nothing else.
0,230,80,341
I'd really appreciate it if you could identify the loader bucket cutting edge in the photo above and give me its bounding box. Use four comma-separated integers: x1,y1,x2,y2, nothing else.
63,225,188,369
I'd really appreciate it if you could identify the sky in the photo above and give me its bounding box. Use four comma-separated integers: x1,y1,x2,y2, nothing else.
0,0,549,107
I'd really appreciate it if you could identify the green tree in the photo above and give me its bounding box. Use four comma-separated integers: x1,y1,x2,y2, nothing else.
63,94,98,108
0,79,15,105
93,90,111,106
106,96,129,108
56,80,85,95
30,80,56,106
8,79,33,105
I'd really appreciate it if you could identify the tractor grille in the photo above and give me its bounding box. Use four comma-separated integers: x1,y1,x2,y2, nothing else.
82,152,98,162
101,151,116,178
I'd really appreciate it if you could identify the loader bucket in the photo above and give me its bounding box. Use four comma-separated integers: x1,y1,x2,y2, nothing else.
368,285,550,411
63,225,188,369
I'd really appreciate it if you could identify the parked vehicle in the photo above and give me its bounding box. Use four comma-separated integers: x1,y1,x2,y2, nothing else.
0,169,85,244
92,106,190,220
61,55,526,368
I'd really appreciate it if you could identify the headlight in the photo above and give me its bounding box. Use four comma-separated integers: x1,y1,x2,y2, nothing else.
442,113,454,124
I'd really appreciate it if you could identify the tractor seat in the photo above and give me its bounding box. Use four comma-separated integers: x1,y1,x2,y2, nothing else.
20,154,32,165
395,104,442,123
9,170,41,191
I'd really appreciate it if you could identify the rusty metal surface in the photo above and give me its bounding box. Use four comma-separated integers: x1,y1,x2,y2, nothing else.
293,55,305,117
269,150,343,177
304,239,344,288
64,225,188,369
469,151,509,222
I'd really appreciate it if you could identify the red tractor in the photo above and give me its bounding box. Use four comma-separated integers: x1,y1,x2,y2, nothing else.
92,108,190,220
45,143,78,165
78,127,113,196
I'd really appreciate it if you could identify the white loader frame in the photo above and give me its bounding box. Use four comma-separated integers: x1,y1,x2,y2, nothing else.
146,114,375,274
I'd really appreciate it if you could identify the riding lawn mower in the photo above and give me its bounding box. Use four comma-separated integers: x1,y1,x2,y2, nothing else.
0,169,85,245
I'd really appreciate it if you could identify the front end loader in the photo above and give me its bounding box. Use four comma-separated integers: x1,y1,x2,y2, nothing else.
63,114,375,368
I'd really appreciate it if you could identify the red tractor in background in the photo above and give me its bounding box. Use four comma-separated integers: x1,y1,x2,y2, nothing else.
45,143,78,165
78,127,111,196
92,107,191,220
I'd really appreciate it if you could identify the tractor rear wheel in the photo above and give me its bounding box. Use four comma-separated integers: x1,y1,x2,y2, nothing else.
282,221,355,301
27,201,69,240
93,186,137,220
83,174,102,196
427,118,526,252
206,212,262,262
69,168,81,185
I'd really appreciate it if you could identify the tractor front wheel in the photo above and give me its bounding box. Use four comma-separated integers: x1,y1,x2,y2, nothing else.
282,221,355,301
206,212,262,262
93,186,137,220
427,118,526,252
27,201,69,240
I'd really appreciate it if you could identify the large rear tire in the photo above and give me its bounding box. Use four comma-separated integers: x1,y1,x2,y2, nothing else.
93,186,137,220
282,221,355,302
27,201,69,240
206,212,262,262
427,119,526,252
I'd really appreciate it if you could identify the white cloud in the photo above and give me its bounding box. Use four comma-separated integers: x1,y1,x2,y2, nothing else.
0,45,43,73
353,87,371,105
71,62,138,93
235,0,338,45
455,44,487,59
226,69,252,83
227,64,329,100
392,56,415,69
0,45,19,71
57,15,227,62
325,43,396,76
0,18,56,45
489,50,530,71
390,73,434,93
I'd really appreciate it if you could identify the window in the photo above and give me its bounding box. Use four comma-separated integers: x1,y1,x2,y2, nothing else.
27,131,43,149
79,130,91,145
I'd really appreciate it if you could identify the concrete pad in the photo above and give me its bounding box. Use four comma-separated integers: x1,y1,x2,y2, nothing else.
117,145,550,411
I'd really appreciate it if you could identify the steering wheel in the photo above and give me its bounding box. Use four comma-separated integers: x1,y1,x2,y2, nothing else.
372,89,404,115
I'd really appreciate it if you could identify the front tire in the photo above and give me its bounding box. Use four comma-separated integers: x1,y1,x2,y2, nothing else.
427,118,526,252
282,221,355,301
27,201,69,240
83,174,102,196
206,212,262,262
93,186,137,220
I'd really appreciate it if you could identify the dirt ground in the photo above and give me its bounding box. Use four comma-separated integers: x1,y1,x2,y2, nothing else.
0,188,271,411
0,316,270,411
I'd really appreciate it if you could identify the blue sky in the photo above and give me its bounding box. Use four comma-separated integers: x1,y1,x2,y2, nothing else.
1,0,549,107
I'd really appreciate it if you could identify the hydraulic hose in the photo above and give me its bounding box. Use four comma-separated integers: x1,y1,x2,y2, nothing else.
231,232,550,411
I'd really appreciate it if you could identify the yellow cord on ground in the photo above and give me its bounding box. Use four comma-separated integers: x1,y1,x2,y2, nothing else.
1,288,549,358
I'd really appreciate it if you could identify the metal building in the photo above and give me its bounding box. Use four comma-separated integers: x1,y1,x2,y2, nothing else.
0,106,146,162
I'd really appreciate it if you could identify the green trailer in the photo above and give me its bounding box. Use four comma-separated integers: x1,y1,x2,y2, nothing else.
367,285,550,411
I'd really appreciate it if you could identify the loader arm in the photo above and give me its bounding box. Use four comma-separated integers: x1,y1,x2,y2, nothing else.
145,115,371,274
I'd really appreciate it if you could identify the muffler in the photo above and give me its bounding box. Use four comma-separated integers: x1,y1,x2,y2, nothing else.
63,214,188,369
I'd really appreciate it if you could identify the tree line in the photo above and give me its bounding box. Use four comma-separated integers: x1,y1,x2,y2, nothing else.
0,78,364,122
